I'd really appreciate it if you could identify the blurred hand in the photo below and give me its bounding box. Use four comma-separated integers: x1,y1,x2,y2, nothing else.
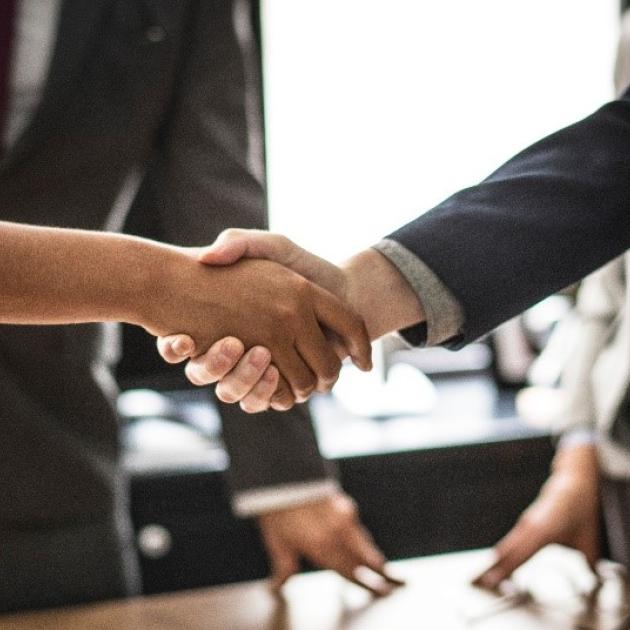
474,444,600,590
257,493,404,596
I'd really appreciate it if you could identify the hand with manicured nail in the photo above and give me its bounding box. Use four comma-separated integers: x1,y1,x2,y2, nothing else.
473,444,600,590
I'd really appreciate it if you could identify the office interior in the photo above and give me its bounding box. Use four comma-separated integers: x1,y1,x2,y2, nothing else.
2,1,630,628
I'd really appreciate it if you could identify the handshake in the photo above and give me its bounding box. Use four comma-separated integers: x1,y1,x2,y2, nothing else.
152,229,424,413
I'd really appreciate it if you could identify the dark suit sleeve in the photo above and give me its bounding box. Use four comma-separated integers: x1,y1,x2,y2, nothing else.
386,91,630,348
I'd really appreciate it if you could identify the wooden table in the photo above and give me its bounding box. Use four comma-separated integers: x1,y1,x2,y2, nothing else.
2,547,630,630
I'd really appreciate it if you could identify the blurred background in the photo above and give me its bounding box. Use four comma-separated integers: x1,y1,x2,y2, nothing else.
120,0,623,595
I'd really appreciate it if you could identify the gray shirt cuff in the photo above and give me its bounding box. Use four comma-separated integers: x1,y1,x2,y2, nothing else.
373,238,465,347
557,428,597,451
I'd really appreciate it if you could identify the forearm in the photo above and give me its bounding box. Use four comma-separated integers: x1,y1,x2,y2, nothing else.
550,442,598,492
0,221,177,327
340,248,425,341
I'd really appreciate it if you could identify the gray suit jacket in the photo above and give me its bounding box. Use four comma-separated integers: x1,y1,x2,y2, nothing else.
0,0,330,609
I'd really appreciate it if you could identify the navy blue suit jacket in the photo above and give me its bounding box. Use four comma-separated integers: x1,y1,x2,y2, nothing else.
389,90,630,347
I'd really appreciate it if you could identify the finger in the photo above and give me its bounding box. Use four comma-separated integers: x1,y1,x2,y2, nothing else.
576,527,601,574
341,525,405,587
261,530,301,591
270,375,296,411
185,337,245,386
157,334,196,364
240,365,280,413
326,330,351,362
328,551,393,598
294,313,342,394
271,344,317,403
473,521,545,590
215,346,271,403
312,286,372,371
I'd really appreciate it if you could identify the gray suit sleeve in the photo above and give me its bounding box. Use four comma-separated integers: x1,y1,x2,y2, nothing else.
127,0,335,506
216,399,337,509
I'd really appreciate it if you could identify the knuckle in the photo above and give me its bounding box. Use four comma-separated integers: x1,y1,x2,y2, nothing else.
293,380,316,400
335,495,358,518
276,303,299,324
194,362,217,384
321,362,341,384
294,276,312,298
220,227,242,241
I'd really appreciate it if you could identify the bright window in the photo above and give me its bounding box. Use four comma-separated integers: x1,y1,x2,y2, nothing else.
263,1,619,263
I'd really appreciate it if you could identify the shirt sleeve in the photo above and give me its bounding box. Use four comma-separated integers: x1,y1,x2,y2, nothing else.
373,239,465,348
232,478,341,517
554,256,626,438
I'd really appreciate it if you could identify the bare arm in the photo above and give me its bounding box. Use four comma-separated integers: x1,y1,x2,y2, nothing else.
0,221,163,326
0,222,371,400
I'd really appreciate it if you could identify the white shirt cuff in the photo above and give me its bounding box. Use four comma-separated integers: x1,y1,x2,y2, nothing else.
232,479,341,517
557,428,597,450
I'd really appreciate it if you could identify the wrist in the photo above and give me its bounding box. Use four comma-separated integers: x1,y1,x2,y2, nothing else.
341,249,424,340
551,443,599,490
122,239,193,332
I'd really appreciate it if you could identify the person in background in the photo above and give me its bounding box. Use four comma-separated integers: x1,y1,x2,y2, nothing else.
0,0,392,612
474,7,630,586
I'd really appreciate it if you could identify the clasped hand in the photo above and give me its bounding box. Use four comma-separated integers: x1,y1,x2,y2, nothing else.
150,240,371,409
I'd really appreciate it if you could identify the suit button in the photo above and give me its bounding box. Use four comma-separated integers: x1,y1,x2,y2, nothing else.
145,25,166,43
137,524,173,559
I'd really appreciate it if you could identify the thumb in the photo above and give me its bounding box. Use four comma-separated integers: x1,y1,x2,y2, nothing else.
197,229,291,266
156,334,196,364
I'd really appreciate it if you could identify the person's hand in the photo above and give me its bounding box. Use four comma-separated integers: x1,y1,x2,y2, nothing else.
156,231,424,410
199,229,423,341
141,252,372,404
157,333,296,411
198,228,349,302
473,444,600,590
155,233,363,410
257,493,404,596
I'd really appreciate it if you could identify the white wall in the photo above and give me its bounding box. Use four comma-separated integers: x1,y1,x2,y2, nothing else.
263,1,619,262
